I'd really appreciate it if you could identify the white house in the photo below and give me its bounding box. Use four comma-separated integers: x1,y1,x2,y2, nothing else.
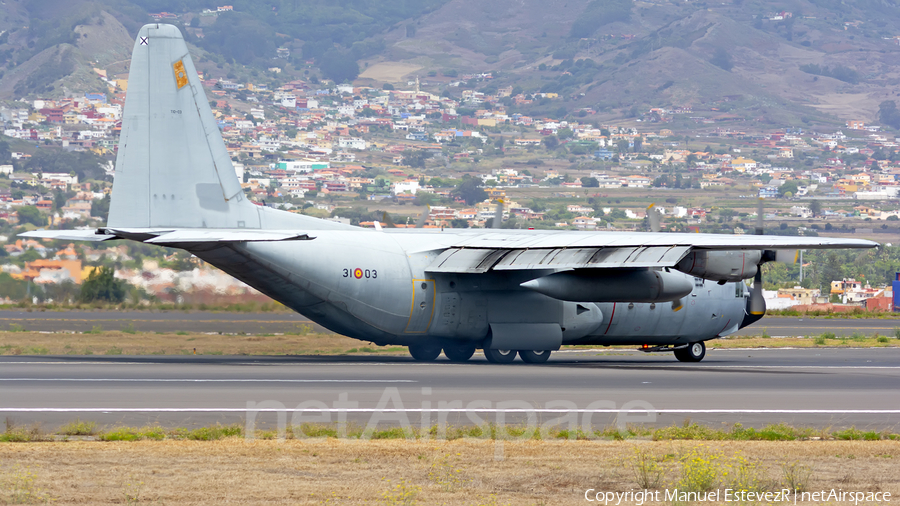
38,172,78,185
336,137,367,150
391,181,419,195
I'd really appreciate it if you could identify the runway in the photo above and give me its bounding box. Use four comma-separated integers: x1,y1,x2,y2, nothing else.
2,348,899,431
1,310,897,336
0,309,322,334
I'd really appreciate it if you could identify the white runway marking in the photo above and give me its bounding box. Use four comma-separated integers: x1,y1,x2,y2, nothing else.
0,379,416,383
1,408,899,414
0,362,426,367
2,362,900,370
607,365,900,370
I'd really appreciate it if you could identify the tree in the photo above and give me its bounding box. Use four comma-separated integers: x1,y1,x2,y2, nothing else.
199,13,275,65
16,206,44,226
809,200,822,217
23,149,108,181
452,178,487,205
718,209,736,222
580,176,599,187
401,149,427,168
569,0,633,38
79,266,126,303
778,180,798,197
542,135,560,150
319,50,359,83
878,100,900,130
710,48,733,72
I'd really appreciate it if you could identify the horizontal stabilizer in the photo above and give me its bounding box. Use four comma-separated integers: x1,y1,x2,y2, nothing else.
144,229,315,244
19,228,314,244
19,229,117,242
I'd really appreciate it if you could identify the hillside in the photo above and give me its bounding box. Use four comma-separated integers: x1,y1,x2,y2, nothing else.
372,0,900,125
1,0,899,127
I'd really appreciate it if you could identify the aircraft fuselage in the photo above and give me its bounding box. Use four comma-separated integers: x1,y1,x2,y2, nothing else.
191,230,750,348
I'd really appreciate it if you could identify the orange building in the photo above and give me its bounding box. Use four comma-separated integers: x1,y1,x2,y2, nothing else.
11,259,83,284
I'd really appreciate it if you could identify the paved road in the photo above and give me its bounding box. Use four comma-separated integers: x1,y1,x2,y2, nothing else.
1,310,896,337
1,349,898,431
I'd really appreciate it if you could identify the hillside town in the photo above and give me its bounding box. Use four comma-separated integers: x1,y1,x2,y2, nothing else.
3,81,900,227
2,17,900,307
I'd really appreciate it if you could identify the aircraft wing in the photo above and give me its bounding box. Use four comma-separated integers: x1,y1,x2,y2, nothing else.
426,231,877,274
445,231,876,250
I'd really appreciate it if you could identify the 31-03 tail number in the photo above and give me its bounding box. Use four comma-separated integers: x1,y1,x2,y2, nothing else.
343,268,377,279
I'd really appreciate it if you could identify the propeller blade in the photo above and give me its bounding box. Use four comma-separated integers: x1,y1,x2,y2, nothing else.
647,203,660,233
414,205,429,228
492,200,503,229
755,198,764,235
373,221,383,231
748,270,766,316
382,212,397,228
775,249,799,264
672,297,684,312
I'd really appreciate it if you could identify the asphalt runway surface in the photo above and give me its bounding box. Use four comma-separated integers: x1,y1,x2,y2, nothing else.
0,310,897,336
0,310,323,334
1,348,898,431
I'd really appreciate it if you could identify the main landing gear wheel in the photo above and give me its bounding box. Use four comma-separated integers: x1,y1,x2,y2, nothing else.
674,341,706,363
519,350,551,364
443,343,476,362
484,348,517,364
408,343,442,362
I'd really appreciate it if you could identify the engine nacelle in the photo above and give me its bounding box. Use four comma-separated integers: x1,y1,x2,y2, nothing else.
674,250,762,282
520,269,693,303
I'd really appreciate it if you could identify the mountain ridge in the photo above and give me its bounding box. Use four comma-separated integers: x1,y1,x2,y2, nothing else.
0,0,898,127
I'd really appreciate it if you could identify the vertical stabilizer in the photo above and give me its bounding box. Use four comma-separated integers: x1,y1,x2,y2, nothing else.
108,24,258,229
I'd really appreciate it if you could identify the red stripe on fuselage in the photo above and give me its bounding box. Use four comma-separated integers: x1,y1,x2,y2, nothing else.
604,302,616,334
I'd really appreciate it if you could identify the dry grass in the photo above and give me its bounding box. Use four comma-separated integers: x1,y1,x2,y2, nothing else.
358,62,423,82
708,335,900,349
0,330,383,356
0,331,897,357
0,439,897,504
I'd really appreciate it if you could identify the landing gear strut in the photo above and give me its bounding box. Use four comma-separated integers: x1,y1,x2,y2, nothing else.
674,341,706,362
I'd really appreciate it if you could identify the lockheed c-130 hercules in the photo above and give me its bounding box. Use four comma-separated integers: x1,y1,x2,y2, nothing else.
23,24,877,364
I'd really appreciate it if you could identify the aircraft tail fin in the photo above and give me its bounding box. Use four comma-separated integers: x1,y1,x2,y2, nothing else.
108,24,255,229
107,24,345,232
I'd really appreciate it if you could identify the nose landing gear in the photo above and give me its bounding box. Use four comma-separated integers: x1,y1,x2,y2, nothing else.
673,341,706,362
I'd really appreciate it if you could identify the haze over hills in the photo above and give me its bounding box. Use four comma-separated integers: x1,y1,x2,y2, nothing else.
1,0,899,127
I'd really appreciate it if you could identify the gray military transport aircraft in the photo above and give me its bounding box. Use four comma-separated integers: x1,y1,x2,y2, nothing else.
23,24,877,363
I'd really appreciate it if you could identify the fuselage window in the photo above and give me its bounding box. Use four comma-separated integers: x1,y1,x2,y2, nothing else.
735,282,743,298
